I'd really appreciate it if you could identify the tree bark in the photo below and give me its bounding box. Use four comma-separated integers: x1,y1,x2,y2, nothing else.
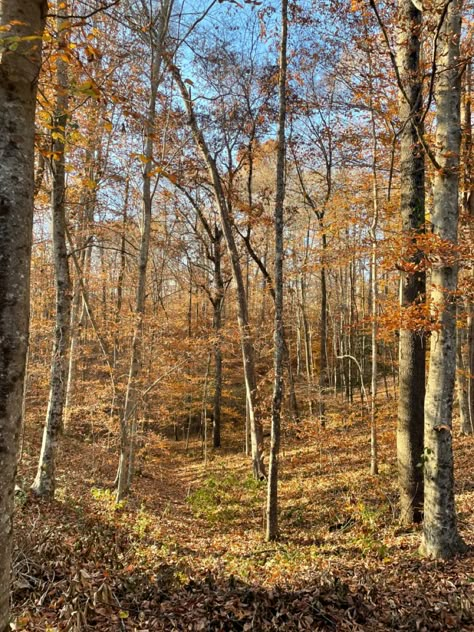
0,1,47,628
456,309,471,433
32,2,72,498
396,0,426,524
420,0,466,559
460,61,473,434
267,0,287,541
212,228,224,449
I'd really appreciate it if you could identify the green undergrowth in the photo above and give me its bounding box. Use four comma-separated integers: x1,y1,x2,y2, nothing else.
186,468,265,525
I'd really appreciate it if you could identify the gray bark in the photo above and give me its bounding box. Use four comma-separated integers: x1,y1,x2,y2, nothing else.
396,0,426,524
0,1,47,628
267,0,287,542
32,2,72,498
420,0,466,559
456,311,471,433
460,61,473,434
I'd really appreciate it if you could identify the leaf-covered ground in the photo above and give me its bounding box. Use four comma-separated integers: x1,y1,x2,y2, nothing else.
13,400,474,631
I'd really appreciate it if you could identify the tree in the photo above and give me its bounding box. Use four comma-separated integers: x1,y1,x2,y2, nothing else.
32,1,72,498
457,59,474,435
396,0,425,524
266,0,288,541
420,0,467,559
0,0,47,628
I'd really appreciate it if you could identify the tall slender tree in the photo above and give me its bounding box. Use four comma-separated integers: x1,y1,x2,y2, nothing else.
267,0,288,541
32,1,72,497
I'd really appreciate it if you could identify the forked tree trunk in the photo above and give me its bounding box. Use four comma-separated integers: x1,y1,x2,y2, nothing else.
267,0,287,541
0,1,47,628
396,0,425,524
32,3,72,497
420,0,466,559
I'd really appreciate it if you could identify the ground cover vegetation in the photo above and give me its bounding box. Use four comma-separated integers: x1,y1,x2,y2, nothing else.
0,0,473,630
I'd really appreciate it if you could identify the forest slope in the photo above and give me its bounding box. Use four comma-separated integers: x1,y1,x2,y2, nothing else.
13,400,474,631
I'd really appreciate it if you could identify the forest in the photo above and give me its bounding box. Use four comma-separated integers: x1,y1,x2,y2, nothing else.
0,0,473,630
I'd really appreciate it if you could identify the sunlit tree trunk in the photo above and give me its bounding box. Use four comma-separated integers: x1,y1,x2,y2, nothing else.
421,0,466,559
396,0,425,523
32,3,72,497
0,0,46,627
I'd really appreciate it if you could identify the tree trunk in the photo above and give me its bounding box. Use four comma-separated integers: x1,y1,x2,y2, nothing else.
318,233,328,425
32,3,72,497
212,228,224,448
420,0,466,559
367,47,379,476
456,308,471,433
113,179,129,368
460,61,473,434
267,0,287,541
0,1,46,628
396,0,425,524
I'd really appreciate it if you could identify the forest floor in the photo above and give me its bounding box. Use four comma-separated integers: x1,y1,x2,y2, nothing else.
13,397,474,631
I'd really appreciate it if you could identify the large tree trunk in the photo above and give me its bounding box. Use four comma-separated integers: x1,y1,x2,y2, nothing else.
420,0,466,559
396,0,426,524
32,2,72,498
267,0,287,541
0,1,47,628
